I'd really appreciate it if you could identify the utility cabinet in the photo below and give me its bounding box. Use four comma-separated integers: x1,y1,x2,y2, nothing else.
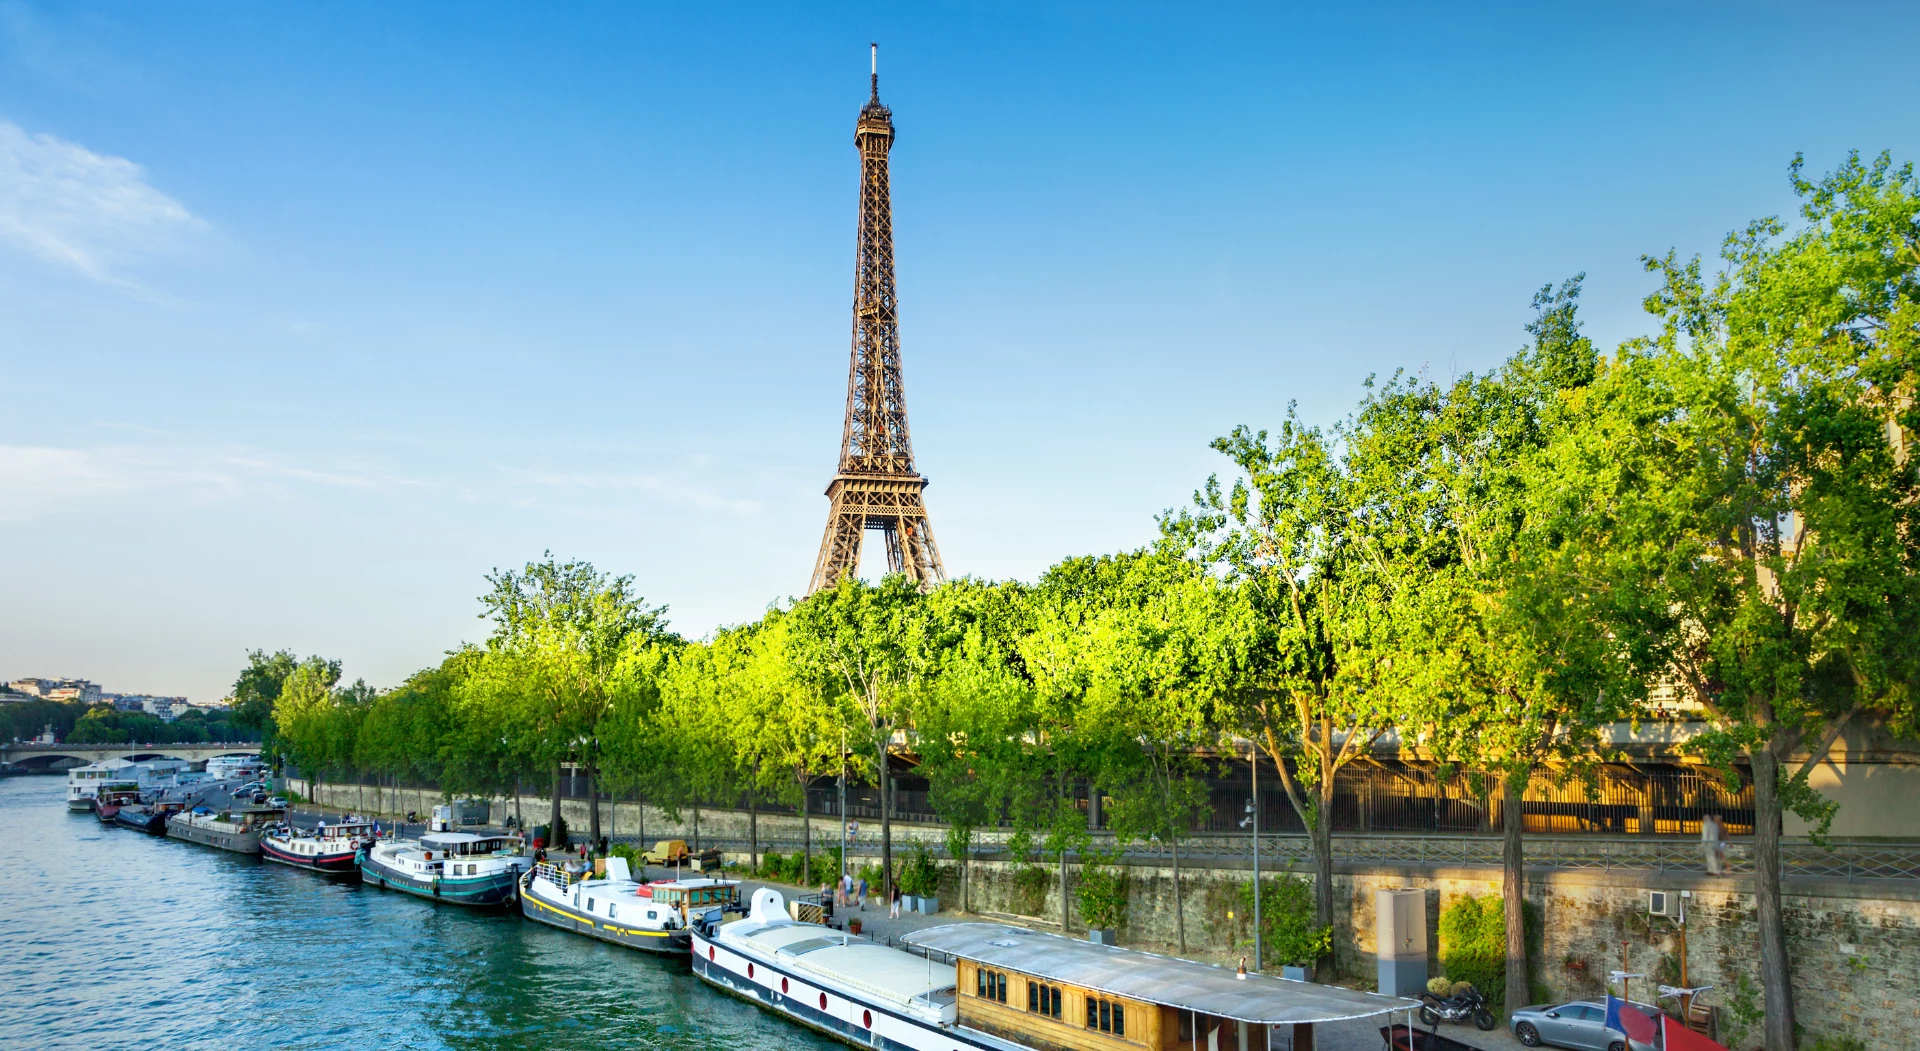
1375,889,1428,997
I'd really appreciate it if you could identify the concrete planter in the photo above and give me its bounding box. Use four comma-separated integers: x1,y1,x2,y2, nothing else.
1087,928,1118,946
916,896,938,915
1281,964,1316,983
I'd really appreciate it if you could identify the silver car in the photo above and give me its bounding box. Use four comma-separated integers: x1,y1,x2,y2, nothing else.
1509,1000,1653,1051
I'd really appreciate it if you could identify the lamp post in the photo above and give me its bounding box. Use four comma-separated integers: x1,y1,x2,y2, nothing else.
1239,744,1262,971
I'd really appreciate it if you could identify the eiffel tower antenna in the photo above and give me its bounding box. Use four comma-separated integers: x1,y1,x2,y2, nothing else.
807,50,947,595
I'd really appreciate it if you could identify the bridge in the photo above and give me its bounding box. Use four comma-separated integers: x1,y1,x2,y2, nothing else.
0,741,263,771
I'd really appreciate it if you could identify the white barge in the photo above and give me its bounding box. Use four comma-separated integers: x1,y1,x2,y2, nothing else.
692,888,968,1051
695,889,1421,1051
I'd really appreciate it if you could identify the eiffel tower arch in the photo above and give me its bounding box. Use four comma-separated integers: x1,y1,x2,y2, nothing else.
808,49,947,595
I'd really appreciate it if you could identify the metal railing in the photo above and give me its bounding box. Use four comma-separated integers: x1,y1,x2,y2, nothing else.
642,829,1920,883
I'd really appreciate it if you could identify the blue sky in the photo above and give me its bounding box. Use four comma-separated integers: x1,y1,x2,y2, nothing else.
2,2,1916,704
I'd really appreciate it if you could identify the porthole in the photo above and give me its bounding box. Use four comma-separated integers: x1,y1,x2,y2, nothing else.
708,946,715,961
863,1010,872,1029
819,993,828,1010
748,964,755,979
782,978,790,994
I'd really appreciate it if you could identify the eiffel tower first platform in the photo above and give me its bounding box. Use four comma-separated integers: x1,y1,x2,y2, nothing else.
807,48,947,595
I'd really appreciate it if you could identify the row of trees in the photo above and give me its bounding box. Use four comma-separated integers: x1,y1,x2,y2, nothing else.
0,698,242,745
255,154,1917,1050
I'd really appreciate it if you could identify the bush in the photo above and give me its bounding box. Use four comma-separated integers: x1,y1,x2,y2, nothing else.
1428,976,1453,996
549,814,570,848
900,843,941,898
1436,894,1540,1011
1076,852,1130,931
610,842,641,868
1240,874,1332,966
1013,865,1052,916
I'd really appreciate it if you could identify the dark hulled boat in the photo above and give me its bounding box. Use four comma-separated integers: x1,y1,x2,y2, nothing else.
114,802,181,834
261,819,374,876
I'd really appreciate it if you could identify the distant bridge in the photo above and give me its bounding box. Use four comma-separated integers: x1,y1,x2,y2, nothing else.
0,741,263,771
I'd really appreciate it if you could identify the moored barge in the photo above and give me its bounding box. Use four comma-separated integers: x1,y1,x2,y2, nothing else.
261,818,375,875
167,804,284,854
519,857,739,955
694,888,1420,1051
359,831,527,907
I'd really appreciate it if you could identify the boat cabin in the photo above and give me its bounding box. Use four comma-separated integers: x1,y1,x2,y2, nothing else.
903,923,1418,1051
641,877,741,920
420,832,520,859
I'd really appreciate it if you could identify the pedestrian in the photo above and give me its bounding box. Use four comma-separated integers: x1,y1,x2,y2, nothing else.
857,876,868,911
889,882,901,919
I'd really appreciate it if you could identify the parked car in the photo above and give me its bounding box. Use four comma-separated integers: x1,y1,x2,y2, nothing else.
266,796,288,808
1510,1000,1660,1051
640,839,723,868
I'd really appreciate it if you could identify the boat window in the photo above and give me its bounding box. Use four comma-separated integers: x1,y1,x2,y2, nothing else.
1090,998,1126,1037
975,968,1008,1004
647,910,659,920
1028,980,1062,1019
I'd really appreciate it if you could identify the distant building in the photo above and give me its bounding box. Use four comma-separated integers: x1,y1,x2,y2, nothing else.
8,678,102,703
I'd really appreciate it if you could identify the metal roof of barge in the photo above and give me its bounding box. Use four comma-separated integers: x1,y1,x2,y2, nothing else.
901,923,1418,1025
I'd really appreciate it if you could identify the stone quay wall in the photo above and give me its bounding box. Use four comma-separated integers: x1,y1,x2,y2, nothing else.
291,779,1917,1048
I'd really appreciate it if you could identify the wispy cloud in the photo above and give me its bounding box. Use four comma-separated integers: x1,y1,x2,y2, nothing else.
0,119,204,282
501,468,762,516
0,445,414,520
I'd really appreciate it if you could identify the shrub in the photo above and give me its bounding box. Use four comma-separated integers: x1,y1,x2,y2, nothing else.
1013,865,1052,916
900,843,942,898
1240,874,1332,966
610,842,641,868
549,814,569,848
1076,852,1130,931
1428,977,1454,996
1436,894,1540,1011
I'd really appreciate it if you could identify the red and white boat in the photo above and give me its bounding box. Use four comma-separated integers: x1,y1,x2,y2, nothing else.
260,818,376,876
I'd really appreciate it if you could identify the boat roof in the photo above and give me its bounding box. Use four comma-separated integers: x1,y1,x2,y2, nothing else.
902,923,1416,1025
421,831,509,845
728,921,956,1008
652,877,737,889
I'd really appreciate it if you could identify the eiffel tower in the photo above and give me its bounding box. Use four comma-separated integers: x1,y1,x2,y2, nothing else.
807,47,947,595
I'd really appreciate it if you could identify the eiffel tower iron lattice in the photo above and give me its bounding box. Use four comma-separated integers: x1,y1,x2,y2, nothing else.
807,49,947,595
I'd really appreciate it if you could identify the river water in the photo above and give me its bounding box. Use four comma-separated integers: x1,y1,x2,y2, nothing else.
0,776,842,1051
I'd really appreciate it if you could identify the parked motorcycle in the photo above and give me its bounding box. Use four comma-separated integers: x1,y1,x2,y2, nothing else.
1419,985,1497,1031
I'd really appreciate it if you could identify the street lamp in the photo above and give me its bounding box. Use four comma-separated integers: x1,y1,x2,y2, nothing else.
1239,746,1262,971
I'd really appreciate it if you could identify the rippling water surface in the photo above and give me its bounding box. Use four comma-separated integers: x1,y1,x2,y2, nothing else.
0,776,842,1051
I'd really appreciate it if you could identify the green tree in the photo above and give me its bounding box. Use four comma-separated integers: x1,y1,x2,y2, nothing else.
228,648,300,750
790,573,934,902
464,554,677,846
1556,154,1920,1048
1165,412,1409,941
1358,280,1652,1013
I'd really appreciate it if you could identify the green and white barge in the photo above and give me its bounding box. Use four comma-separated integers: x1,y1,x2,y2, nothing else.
359,831,528,907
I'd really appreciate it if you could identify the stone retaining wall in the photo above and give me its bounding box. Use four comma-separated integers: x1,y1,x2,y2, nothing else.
291,779,1917,1048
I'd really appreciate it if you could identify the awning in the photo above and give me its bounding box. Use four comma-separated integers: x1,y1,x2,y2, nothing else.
901,923,1418,1025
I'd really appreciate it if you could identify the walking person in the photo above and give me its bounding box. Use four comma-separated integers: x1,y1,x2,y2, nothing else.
857,875,868,911
889,882,901,919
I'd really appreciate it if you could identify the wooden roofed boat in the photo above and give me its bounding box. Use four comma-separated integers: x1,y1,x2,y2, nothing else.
900,922,1421,1051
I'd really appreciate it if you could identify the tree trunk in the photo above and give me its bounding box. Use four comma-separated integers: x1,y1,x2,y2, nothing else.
1312,781,1335,934
1060,846,1070,934
513,775,521,830
749,789,760,874
693,802,701,852
880,748,894,903
1751,747,1797,1051
587,756,601,847
1502,773,1530,1015
550,761,564,847
1171,833,1187,954
802,789,812,887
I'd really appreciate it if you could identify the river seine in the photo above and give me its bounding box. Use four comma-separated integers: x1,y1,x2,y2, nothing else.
0,776,842,1051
